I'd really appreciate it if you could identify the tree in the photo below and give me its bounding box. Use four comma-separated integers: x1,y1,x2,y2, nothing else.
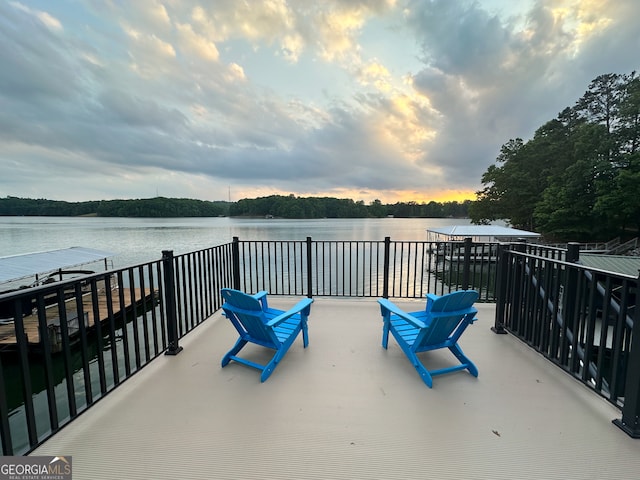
470,137,550,229
368,199,386,217
474,71,640,241
576,73,624,133
594,152,640,235
617,74,640,155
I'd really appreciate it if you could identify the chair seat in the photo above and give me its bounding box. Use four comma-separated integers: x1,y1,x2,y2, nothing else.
271,316,303,343
388,316,423,346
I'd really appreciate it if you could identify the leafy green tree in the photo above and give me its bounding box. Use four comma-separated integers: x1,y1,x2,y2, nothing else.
367,199,386,217
474,71,640,241
471,138,526,226
533,121,609,240
594,153,640,235
617,74,640,155
576,73,624,134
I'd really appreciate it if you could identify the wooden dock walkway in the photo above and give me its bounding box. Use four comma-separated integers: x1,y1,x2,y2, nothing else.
0,287,156,352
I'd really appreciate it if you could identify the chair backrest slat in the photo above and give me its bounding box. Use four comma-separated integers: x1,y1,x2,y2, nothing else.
429,290,478,312
221,289,279,345
233,312,274,342
418,290,478,346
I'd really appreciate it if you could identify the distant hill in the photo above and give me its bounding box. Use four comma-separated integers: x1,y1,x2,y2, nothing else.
0,196,230,217
0,195,471,219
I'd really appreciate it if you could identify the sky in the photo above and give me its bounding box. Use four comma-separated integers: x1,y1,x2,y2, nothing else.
0,1,639,205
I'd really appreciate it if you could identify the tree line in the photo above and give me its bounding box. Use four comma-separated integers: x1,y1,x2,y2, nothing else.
230,195,470,218
470,71,640,242
0,195,470,219
0,197,229,217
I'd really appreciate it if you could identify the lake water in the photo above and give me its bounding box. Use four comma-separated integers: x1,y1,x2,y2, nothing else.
0,216,476,269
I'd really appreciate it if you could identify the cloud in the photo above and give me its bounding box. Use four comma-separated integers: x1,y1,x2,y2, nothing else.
356,61,392,92
175,22,219,61
0,0,638,204
403,0,640,188
124,25,177,58
0,5,77,101
189,1,301,60
9,1,63,31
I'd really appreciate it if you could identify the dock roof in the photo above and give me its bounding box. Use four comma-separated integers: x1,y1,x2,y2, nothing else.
579,253,640,277
427,225,540,242
0,246,113,284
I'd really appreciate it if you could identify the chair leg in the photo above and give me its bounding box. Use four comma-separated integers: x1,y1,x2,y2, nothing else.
407,350,433,388
381,320,390,349
260,362,275,382
221,338,247,367
449,344,478,377
261,348,286,382
301,318,309,348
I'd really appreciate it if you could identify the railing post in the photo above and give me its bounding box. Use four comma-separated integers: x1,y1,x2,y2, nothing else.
162,250,183,356
560,243,580,366
306,237,313,298
492,243,509,334
566,242,580,263
613,273,640,437
462,237,472,290
382,237,391,298
510,242,527,332
0,352,12,455
232,237,241,290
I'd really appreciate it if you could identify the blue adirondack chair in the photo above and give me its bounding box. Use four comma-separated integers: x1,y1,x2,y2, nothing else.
220,288,313,382
378,290,479,387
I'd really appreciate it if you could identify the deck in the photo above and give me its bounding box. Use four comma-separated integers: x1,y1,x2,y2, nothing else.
31,298,640,479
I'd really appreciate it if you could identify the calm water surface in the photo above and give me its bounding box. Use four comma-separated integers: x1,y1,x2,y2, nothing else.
0,216,474,268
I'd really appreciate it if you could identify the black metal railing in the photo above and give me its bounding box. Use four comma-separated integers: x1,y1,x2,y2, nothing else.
493,242,640,436
0,243,233,455
0,236,497,454
0,263,166,455
233,237,499,301
3,235,639,454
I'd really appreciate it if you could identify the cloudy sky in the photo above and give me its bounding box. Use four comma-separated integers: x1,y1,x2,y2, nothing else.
1,1,638,204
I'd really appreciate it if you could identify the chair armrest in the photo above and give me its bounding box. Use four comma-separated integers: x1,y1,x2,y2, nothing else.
252,290,269,309
266,298,314,327
425,293,439,312
465,311,479,325
430,306,478,320
378,298,427,329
